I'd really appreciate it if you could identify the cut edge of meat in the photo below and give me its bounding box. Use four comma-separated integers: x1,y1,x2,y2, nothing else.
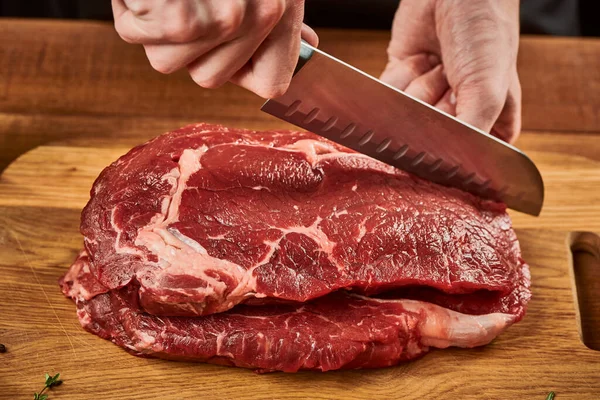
61,251,517,372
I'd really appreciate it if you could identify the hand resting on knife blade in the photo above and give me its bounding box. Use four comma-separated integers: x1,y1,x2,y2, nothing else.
380,0,521,143
112,0,520,143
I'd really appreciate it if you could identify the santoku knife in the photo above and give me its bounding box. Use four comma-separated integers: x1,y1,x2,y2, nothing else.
261,41,544,216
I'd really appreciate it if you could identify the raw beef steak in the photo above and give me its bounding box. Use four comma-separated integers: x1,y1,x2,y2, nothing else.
61,251,517,372
60,123,530,372
77,123,529,318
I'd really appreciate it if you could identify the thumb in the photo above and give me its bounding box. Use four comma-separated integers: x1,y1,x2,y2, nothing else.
301,23,319,47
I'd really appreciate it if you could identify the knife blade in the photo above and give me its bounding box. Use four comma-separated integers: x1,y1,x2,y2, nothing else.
261,41,544,216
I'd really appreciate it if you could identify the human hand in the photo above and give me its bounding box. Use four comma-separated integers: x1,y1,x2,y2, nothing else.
380,0,521,143
112,0,319,98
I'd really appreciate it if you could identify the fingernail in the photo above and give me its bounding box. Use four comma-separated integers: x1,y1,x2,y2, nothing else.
428,54,440,66
449,92,456,105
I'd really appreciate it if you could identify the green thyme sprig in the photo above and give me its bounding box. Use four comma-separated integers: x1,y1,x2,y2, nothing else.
33,373,62,400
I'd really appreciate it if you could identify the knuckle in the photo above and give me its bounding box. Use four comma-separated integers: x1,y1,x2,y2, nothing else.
457,81,506,124
161,18,206,43
480,100,504,121
147,55,177,74
420,86,436,103
462,76,505,111
191,72,227,89
152,63,176,74
257,0,286,29
255,82,290,99
483,85,506,111
405,63,421,80
116,31,137,44
477,94,504,119
405,56,431,80
114,20,138,44
123,0,151,16
213,2,245,38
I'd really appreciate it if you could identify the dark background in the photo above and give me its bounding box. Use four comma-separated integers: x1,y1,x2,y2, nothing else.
1,0,598,37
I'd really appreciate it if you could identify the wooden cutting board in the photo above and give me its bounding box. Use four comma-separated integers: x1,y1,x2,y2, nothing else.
0,143,599,400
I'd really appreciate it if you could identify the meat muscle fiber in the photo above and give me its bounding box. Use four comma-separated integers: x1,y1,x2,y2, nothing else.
60,123,530,372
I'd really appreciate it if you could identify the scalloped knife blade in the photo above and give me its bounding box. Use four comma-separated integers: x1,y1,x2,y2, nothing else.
261,41,544,216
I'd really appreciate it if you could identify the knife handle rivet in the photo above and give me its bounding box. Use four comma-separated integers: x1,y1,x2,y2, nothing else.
375,138,392,153
358,130,375,146
284,100,302,117
340,123,356,139
393,145,409,160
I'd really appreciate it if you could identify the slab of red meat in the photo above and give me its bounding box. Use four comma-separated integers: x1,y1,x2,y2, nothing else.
60,252,517,372
77,123,529,318
59,123,531,372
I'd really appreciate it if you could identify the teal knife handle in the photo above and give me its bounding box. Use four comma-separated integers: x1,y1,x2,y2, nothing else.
294,40,315,75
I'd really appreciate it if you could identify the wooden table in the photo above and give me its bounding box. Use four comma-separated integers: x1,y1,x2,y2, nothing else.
1,19,600,399
1,19,599,170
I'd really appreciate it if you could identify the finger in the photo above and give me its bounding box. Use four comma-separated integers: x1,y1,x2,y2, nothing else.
187,1,286,90
490,70,522,143
112,0,155,43
132,0,248,74
434,88,457,116
111,0,128,19
230,3,305,98
114,0,207,44
454,78,507,134
186,37,266,90
143,34,227,74
387,0,439,59
403,64,449,105
436,2,519,134
113,0,244,44
301,23,319,47
140,0,247,74
380,53,440,91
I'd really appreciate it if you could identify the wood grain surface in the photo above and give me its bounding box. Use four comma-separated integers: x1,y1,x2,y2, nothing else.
1,19,600,172
1,17,600,400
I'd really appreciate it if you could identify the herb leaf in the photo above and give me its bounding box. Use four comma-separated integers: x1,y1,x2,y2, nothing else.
48,373,62,387
34,372,63,399
546,392,556,400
